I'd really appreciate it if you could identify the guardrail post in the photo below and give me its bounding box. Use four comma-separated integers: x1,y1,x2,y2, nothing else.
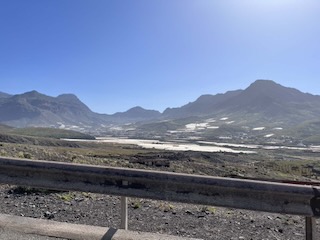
120,196,128,230
120,180,129,230
306,217,317,240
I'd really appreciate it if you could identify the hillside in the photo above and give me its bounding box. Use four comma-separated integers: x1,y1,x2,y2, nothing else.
9,127,95,140
0,91,163,129
163,90,242,118
218,80,320,120
0,92,12,98
0,91,106,128
136,80,320,143
1,80,320,142
0,123,13,132
111,106,161,123
163,80,320,123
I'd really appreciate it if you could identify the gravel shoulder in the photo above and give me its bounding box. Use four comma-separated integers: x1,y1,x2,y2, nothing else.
0,184,316,240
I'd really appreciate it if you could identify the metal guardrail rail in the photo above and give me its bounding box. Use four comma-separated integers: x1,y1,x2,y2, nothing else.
0,157,319,239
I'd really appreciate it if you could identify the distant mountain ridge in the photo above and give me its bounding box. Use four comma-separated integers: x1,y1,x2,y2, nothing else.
0,91,160,128
0,90,104,127
136,80,320,143
219,80,320,113
112,106,161,121
163,90,242,118
163,80,320,125
0,92,12,98
1,80,320,131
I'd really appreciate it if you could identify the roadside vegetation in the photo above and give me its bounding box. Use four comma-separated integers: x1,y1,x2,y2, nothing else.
0,128,319,182
9,127,95,140
0,126,319,240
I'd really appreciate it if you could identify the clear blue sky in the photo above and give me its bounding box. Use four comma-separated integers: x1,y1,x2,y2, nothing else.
0,0,319,114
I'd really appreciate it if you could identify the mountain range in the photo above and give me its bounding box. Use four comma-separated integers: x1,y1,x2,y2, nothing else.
164,80,320,124
1,80,320,137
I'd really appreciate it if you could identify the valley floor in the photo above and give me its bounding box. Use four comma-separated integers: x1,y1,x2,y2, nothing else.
0,137,320,239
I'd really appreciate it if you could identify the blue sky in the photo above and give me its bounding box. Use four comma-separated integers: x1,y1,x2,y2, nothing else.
0,0,319,114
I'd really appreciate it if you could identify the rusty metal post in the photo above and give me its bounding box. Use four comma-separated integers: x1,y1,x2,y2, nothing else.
120,196,128,230
306,217,317,240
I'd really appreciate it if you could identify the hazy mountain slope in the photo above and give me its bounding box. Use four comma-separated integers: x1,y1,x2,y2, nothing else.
135,80,320,141
0,91,42,123
162,80,320,126
0,91,162,128
0,92,12,98
0,123,14,132
111,106,161,122
163,90,242,118
285,120,320,139
1,80,320,133
10,127,95,140
0,91,108,128
217,80,320,124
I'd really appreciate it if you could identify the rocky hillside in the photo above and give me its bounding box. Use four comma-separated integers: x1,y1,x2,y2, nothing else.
163,90,242,118
0,91,159,129
1,80,320,136
111,106,161,123
163,80,320,125
135,80,320,143
0,92,12,98
0,91,107,128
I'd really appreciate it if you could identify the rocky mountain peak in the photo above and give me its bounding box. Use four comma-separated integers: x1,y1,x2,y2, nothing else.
112,106,161,119
243,79,313,103
57,94,80,102
1,80,320,129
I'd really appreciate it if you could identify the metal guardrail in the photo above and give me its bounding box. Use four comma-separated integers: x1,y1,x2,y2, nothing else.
0,157,319,239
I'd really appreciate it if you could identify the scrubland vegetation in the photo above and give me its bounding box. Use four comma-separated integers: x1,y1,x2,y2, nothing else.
0,127,319,182
0,127,319,239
